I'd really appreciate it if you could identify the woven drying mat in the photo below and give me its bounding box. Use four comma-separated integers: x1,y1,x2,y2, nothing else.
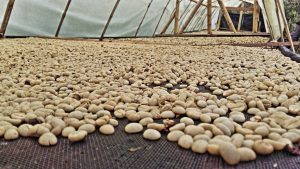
0,120,300,169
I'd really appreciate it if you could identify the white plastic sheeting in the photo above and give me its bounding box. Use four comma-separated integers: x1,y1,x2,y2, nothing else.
4,0,67,36
59,0,115,38
0,0,180,37
0,0,285,38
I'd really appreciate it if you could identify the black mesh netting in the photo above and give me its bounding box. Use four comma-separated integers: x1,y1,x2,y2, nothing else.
1,120,300,169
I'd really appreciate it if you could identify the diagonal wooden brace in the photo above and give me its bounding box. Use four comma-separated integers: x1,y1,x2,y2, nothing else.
0,0,15,37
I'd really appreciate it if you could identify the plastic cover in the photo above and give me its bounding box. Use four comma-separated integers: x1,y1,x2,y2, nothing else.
0,0,284,38
0,0,180,37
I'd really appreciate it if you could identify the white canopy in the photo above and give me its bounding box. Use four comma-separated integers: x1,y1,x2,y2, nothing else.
0,0,285,39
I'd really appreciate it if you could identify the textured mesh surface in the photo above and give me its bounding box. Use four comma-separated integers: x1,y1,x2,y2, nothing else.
1,120,300,169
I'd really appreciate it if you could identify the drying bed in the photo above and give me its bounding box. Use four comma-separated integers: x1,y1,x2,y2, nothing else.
0,37,300,168
1,120,300,169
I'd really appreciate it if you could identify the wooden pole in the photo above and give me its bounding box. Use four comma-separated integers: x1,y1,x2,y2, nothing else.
135,0,154,37
207,0,212,35
172,1,192,33
174,0,180,34
161,12,175,34
0,0,15,37
100,0,121,41
153,0,172,37
179,0,204,34
276,0,295,53
252,0,259,33
217,0,236,33
237,2,244,31
179,1,192,21
216,11,222,31
55,0,72,37
274,0,284,42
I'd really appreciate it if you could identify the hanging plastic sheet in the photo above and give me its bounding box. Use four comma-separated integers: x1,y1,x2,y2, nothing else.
5,0,67,36
58,0,115,38
0,0,283,37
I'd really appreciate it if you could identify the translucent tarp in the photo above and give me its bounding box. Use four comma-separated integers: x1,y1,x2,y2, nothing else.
5,0,67,36
0,0,181,37
58,0,116,38
0,0,284,38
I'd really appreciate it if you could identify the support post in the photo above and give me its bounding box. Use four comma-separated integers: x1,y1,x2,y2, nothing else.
135,0,154,37
275,0,295,53
237,2,244,31
179,0,204,34
174,0,180,34
153,0,172,37
252,0,259,33
55,0,72,37
217,0,236,32
216,11,222,31
274,0,284,42
100,0,120,41
0,0,15,38
160,12,175,34
207,0,212,35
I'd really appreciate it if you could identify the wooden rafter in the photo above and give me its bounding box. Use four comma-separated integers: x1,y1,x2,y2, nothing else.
135,0,154,37
179,0,204,34
252,0,259,33
207,0,212,35
160,12,175,34
0,0,15,38
226,7,253,12
275,0,295,53
100,0,121,41
274,0,284,41
216,11,222,31
174,0,180,34
237,2,244,31
153,0,172,36
55,0,72,37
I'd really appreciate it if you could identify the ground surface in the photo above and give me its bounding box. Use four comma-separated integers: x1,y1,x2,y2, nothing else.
0,37,300,169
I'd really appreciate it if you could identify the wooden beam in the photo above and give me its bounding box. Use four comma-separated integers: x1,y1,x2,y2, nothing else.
161,12,175,34
153,0,172,36
178,1,192,24
216,11,222,31
226,7,253,12
55,0,72,37
174,0,180,34
100,0,120,41
276,0,295,53
0,0,15,37
156,31,270,38
274,0,284,41
207,0,212,35
179,0,204,34
217,0,236,33
252,0,259,33
135,0,154,37
237,2,244,31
